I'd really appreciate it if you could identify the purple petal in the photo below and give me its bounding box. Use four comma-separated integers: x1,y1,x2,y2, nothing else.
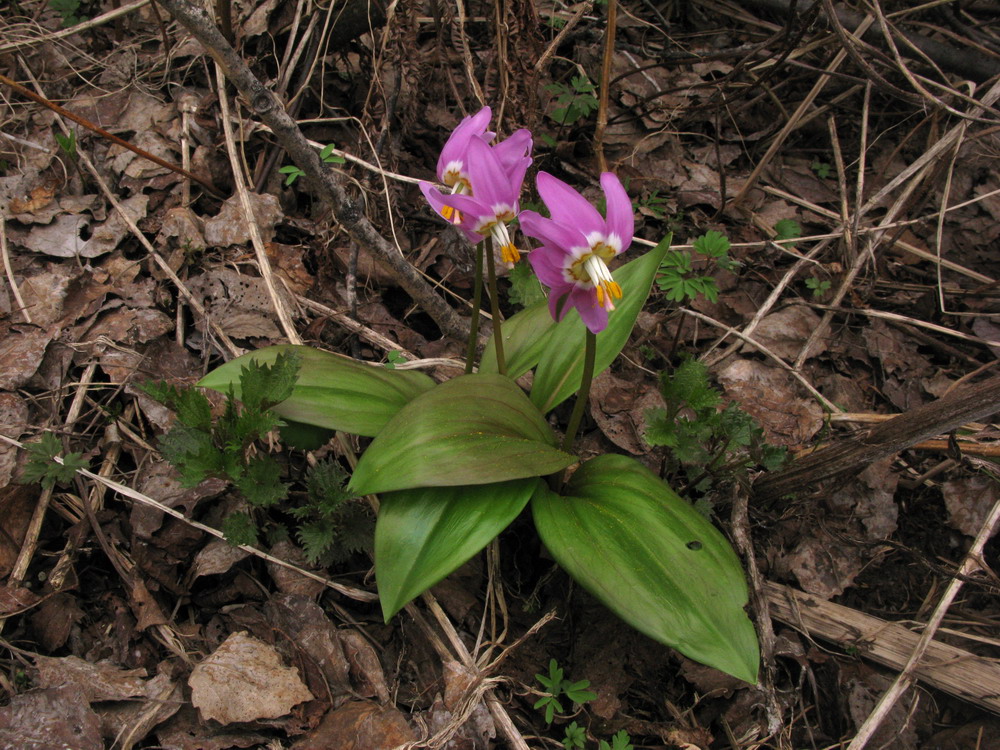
600,172,634,252
437,107,492,181
493,129,533,175
519,211,585,253
568,286,609,333
547,284,575,322
536,172,604,237
528,244,570,288
465,137,518,205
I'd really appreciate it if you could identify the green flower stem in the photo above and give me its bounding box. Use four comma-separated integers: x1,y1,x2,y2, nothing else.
464,242,485,375
484,237,506,376
561,329,597,453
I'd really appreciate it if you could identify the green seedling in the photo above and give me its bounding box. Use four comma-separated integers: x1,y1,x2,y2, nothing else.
562,721,586,750
811,160,833,179
599,730,634,750
383,351,406,369
645,357,786,493
20,432,88,489
773,218,801,244
534,659,597,724
55,130,77,159
656,230,740,304
805,276,831,298
279,164,307,186
50,0,85,26
547,74,599,125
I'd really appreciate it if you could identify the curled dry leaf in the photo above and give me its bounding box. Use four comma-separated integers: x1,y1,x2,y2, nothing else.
290,700,416,750
942,475,1000,538
189,631,314,725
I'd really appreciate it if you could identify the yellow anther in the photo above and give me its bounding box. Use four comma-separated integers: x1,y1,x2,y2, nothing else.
500,243,521,266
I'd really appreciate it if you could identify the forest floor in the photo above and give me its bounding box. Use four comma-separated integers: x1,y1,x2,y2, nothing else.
1,0,999,748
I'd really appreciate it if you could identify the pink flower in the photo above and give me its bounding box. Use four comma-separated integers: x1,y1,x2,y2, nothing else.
519,172,634,334
421,134,531,266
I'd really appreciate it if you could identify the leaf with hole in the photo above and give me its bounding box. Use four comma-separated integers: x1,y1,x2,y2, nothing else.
531,454,759,683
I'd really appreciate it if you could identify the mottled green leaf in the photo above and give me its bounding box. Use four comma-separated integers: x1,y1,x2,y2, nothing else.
531,454,758,683
349,374,574,495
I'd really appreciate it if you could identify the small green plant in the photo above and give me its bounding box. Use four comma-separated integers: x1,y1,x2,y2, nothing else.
534,659,597,724
644,358,786,492
599,730,634,750
562,721,586,750
508,259,546,308
383,351,406,369
810,160,832,179
319,143,346,165
279,165,307,186
547,14,567,29
656,230,738,304
805,276,831,298
289,459,372,563
546,74,599,125
773,218,801,244
50,0,85,26
21,432,89,489
281,143,345,186
632,189,671,219
55,130,77,159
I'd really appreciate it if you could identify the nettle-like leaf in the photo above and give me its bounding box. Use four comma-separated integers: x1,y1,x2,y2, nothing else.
530,237,670,413
530,454,759,683
349,374,574,495
199,345,435,437
375,478,537,620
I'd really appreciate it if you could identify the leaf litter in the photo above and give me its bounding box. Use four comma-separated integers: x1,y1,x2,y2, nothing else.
0,1,999,748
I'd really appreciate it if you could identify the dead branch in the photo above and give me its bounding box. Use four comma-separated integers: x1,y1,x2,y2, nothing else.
156,0,471,343
753,373,1000,502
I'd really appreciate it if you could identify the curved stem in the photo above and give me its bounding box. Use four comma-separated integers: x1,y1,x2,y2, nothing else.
485,237,506,376
561,330,597,453
464,242,485,375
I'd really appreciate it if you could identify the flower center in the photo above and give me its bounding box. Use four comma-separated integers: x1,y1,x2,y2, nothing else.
474,205,520,266
440,179,472,224
567,241,621,310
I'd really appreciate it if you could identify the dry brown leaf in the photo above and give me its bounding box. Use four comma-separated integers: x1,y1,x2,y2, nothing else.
828,458,900,539
0,484,38,577
0,583,39,616
265,593,353,697
19,212,92,257
18,267,76,326
715,358,824,448
339,629,390,703
30,592,86,651
0,684,103,750
190,538,251,580
189,631,314,725
942,475,1000,538
33,655,149,702
0,392,28,487
266,540,326,597
204,193,283,247
588,371,661,455
745,306,825,361
290,700,416,750
8,181,56,215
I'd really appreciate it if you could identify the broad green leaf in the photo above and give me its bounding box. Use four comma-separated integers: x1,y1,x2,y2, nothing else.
198,345,435,437
531,454,759,683
479,299,556,378
376,478,536,620
349,374,575,495
530,237,671,413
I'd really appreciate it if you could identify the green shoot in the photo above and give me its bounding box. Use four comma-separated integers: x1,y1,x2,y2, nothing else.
279,165,307,186
546,74,599,125
773,218,801,244
534,659,597,724
811,160,832,179
55,130,77,158
383,351,406,369
562,722,586,750
656,230,738,304
644,358,786,492
50,0,85,26
508,259,546,309
599,730,635,750
319,143,346,165
805,276,831,298
21,432,89,489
